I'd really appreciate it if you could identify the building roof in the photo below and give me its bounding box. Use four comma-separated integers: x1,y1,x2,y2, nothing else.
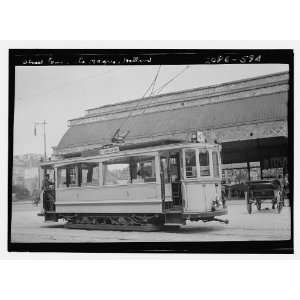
56,94,287,153
82,71,289,119
55,72,289,155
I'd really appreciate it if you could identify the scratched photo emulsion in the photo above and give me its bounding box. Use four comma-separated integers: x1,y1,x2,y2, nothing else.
8,49,293,253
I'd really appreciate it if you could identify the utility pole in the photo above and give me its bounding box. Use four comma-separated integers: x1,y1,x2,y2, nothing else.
34,120,47,160
43,120,46,160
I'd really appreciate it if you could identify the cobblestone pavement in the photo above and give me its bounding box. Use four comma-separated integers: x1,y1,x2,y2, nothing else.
10,200,291,243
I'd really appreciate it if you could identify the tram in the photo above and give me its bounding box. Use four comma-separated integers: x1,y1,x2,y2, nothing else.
39,131,228,230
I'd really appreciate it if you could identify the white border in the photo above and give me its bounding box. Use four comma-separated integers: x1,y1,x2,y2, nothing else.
1,41,299,260
0,40,299,300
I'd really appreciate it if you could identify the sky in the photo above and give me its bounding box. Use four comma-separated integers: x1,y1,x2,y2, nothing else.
14,64,289,157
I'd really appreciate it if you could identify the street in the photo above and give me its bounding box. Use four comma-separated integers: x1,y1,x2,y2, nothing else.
11,200,291,243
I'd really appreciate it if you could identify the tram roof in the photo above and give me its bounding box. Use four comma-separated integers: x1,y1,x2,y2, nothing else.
42,141,221,167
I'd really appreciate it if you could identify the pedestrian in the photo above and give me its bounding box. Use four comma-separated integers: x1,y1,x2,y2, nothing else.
283,173,290,207
272,175,283,209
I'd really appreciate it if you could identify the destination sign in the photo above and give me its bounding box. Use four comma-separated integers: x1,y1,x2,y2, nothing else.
99,146,120,155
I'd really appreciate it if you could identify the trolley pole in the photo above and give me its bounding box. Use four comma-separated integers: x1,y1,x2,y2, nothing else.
43,120,47,160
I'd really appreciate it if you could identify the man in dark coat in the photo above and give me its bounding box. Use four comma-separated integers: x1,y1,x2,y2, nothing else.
42,174,55,211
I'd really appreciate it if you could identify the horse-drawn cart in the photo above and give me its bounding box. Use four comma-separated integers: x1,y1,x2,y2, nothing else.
245,180,284,214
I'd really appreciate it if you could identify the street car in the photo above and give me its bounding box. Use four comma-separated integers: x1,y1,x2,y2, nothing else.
38,132,229,231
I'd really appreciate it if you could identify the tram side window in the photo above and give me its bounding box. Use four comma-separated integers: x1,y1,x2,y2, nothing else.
212,151,220,177
185,150,197,178
57,167,67,188
199,150,210,176
103,156,156,185
131,156,156,183
68,165,78,187
103,162,130,185
81,163,99,186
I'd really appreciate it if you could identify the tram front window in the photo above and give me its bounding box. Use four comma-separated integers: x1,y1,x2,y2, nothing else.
185,150,196,178
199,150,210,176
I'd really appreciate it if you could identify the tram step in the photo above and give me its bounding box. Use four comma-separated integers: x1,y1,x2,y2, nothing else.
165,213,185,225
164,223,183,226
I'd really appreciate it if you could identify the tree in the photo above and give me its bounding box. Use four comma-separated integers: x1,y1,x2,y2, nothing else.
12,184,30,200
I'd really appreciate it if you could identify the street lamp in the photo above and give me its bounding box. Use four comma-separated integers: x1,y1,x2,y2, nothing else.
34,120,47,160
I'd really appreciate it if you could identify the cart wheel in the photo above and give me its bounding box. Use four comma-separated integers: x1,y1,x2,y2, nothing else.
274,191,282,213
272,200,276,209
247,203,252,214
281,193,285,207
256,200,261,210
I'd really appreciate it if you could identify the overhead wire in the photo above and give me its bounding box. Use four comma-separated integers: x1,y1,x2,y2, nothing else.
112,65,191,142
149,65,161,96
139,66,162,115
113,65,162,137
134,65,191,142
141,77,156,98
153,65,190,95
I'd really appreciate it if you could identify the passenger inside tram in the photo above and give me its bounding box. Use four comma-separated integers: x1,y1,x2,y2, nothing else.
103,155,156,185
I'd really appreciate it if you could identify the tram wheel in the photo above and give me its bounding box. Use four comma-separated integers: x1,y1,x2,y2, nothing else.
247,203,252,214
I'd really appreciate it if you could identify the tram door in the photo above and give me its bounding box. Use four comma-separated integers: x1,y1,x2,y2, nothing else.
160,151,183,211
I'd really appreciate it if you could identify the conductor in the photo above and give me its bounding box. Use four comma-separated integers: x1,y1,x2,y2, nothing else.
42,174,55,211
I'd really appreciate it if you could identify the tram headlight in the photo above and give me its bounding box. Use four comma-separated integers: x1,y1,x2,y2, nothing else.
211,195,222,211
211,203,216,211
211,198,218,211
216,195,222,207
